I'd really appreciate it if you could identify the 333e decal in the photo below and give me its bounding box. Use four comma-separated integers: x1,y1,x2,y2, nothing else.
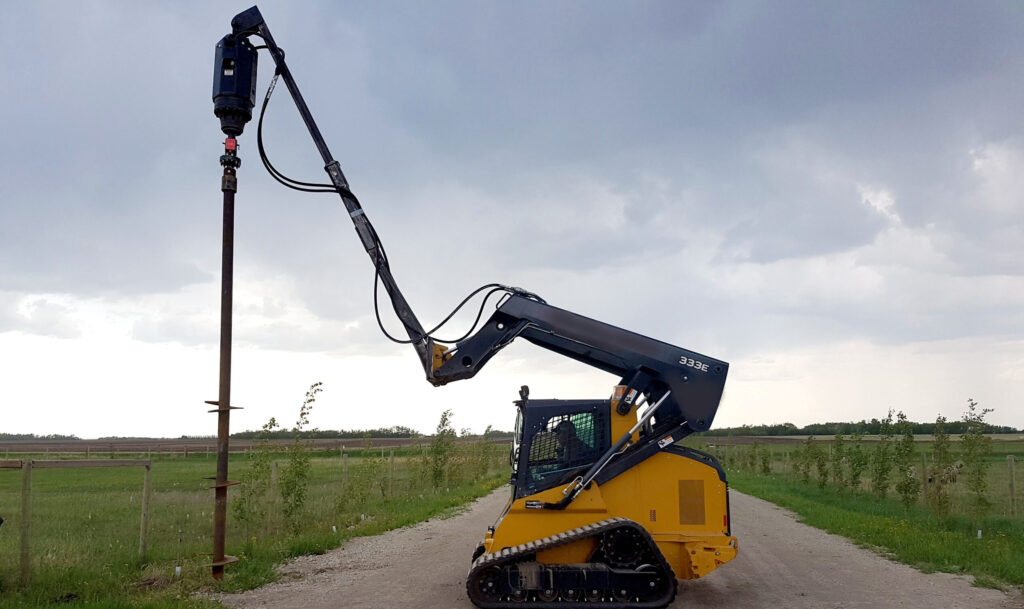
679,356,709,372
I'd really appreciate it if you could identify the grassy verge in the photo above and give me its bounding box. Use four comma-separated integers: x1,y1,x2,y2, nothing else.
0,447,508,609
728,469,1024,589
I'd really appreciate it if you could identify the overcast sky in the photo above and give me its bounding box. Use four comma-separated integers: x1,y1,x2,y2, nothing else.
1,2,1021,438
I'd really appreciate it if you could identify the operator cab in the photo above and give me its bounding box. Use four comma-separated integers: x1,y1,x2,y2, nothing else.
510,393,610,499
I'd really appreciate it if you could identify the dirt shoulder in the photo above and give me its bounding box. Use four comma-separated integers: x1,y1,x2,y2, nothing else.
220,488,1024,609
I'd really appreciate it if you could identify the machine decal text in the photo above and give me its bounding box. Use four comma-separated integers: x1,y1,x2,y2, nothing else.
679,356,709,372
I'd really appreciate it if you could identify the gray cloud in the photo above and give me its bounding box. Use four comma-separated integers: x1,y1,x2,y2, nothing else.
0,293,81,338
0,1,1021,367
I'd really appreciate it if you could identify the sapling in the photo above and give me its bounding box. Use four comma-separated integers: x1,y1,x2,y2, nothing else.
796,437,814,484
232,416,278,531
925,414,952,516
279,382,321,534
846,430,868,492
960,398,993,520
813,441,829,489
429,409,457,488
870,410,895,498
830,432,846,489
894,411,921,507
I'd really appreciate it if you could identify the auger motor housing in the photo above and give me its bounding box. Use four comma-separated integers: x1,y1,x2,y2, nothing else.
213,33,258,136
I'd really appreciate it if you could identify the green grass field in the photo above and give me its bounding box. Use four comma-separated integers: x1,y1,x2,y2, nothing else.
703,436,1024,589
710,436,1024,519
727,470,1024,588
0,444,508,609
4,432,1017,606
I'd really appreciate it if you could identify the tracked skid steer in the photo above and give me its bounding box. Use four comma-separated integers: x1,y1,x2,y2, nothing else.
466,387,736,608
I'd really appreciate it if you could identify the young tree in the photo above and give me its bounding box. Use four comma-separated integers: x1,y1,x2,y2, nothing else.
960,398,993,519
870,409,895,498
813,441,829,489
830,432,846,488
232,416,278,531
846,430,869,492
894,411,921,507
430,409,457,488
925,414,953,516
797,437,814,484
280,382,321,533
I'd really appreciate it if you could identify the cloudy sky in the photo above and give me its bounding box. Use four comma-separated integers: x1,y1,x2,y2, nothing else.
1,2,1021,438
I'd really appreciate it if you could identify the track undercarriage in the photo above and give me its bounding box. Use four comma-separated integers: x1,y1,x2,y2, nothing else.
467,518,677,609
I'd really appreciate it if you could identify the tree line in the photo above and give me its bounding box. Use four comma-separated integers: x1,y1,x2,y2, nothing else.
720,399,999,519
0,433,80,441
230,425,515,440
701,418,1019,437
230,425,423,440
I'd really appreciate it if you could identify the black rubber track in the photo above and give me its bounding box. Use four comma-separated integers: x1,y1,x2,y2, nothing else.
466,517,677,608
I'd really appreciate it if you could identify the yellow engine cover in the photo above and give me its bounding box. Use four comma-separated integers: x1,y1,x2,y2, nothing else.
482,449,737,580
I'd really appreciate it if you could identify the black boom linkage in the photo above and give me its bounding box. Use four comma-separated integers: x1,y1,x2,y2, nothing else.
226,6,437,377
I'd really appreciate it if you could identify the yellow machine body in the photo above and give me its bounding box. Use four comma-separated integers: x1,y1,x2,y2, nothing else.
481,449,736,580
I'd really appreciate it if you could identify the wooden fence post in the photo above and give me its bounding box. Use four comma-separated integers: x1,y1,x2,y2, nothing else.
269,461,279,532
1009,455,1016,517
20,460,32,586
139,464,153,560
389,450,395,497
921,452,928,502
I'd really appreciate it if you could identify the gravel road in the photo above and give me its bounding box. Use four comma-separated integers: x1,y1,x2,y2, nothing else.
220,488,1023,609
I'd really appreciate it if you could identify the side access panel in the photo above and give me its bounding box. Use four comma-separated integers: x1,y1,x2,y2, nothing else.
589,446,737,579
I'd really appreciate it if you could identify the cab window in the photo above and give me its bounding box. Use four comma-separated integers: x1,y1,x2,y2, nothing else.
525,412,605,492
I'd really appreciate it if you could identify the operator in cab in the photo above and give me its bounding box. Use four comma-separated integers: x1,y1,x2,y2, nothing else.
555,419,586,462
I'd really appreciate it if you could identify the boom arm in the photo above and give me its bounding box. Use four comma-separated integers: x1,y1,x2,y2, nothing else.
226,6,437,376
221,6,729,437
432,294,728,435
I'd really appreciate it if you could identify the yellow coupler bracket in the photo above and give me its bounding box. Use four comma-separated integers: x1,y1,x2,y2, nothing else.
431,342,450,372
